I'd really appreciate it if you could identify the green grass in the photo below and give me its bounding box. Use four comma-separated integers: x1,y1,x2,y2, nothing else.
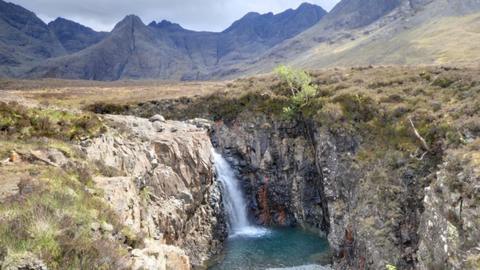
0,101,105,141
0,145,132,269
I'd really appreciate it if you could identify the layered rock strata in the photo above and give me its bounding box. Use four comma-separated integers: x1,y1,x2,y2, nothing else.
83,115,226,268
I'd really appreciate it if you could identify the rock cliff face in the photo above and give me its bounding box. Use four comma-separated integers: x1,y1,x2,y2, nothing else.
211,111,439,269
212,114,329,230
83,115,226,268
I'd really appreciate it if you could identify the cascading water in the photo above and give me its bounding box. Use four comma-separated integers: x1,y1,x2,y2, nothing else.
210,149,330,270
212,149,268,237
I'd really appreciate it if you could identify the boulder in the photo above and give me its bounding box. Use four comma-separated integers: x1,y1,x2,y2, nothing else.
185,118,213,130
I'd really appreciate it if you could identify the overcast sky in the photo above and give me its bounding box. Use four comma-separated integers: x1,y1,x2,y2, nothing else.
9,0,340,32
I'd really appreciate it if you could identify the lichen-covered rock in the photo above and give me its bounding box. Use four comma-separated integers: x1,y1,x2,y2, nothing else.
417,143,480,270
83,115,226,268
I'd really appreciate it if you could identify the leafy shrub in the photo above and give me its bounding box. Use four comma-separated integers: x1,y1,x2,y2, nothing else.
432,76,456,88
274,65,318,117
85,103,130,115
316,103,345,125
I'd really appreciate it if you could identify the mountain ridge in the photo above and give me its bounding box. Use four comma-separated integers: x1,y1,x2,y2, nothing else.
48,17,107,53
23,2,327,80
1,0,480,81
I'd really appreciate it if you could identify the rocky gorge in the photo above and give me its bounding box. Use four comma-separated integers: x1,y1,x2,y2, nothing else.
92,66,479,269
1,66,479,270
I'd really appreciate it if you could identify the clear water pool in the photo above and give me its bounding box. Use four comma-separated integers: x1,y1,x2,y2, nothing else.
208,227,331,270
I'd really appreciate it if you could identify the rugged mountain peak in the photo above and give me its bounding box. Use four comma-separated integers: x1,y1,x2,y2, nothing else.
48,17,107,53
298,2,319,9
223,2,326,35
0,0,66,69
148,20,185,31
0,0,57,43
112,14,145,32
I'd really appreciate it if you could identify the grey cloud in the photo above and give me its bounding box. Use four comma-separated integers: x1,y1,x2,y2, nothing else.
9,0,340,32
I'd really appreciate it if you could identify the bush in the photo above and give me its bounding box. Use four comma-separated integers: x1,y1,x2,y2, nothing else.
333,94,378,122
274,65,318,117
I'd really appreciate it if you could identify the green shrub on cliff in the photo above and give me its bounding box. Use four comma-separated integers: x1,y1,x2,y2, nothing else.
274,65,318,118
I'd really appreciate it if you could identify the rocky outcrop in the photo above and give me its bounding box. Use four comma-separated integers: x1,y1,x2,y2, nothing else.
82,115,226,268
417,142,480,269
131,239,190,270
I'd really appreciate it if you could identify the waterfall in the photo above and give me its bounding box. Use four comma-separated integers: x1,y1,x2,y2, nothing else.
212,149,269,237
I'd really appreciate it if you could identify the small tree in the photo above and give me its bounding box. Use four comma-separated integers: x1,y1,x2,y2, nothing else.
274,65,317,117
386,264,397,270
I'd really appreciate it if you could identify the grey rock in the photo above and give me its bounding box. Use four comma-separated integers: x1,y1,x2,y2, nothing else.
48,17,107,53
152,121,165,132
84,115,227,267
185,118,213,130
149,114,166,123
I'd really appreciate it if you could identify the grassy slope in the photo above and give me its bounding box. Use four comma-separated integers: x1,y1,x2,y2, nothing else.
0,103,139,269
238,11,480,77
297,12,480,68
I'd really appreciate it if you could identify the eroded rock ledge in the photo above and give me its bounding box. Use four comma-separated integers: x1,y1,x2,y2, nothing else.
83,115,226,268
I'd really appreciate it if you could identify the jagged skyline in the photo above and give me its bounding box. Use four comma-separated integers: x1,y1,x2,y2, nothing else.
7,0,340,32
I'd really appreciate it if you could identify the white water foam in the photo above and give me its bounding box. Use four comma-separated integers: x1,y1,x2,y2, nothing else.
212,149,270,238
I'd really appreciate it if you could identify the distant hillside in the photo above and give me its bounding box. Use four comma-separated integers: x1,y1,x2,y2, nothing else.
240,0,480,75
0,0,107,77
